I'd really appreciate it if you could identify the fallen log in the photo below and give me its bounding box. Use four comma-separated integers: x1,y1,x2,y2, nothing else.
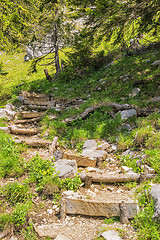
79,173,156,183
62,102,133,123
9,127,39,135
25,105,48,111
14,117,42,124
15,139,52,147
23,100,55,107
50,136,59,154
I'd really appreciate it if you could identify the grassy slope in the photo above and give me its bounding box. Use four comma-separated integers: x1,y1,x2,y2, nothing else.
0,42,160,239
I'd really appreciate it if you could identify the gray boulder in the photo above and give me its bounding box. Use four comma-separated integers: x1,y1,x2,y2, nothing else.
83,139,97,150
101,230,122,240
81,149,108,160
150,184,160,221
0,104,16,120
54,159,77,179
119,109,137,120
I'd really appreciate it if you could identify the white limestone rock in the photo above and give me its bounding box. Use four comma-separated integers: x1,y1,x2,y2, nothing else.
101,230,122,240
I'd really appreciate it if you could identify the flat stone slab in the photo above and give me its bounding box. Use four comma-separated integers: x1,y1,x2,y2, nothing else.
101,230,122,240
54,159,77,179
63,153,96,167
81,149,108,162
55,235,71,240
150,184,160,220
83,139,97,150
61,191,139,219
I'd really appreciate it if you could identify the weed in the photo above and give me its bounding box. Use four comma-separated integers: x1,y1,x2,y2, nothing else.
3,181,31,206
104,216,120,224
0,131,24,178
133,183,160,240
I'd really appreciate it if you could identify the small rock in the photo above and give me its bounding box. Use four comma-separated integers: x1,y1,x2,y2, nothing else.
97,142,110,151
47,209,53,214
101,230,122,240
129,88,141,97
54,235,70,240
122,149,135,158
54,159,77,179
143,165,155,174
150,184,160,220
81,149,108,160
151,60,160,66
83,139,97,150
136,159,143,167
119,109,137,120
121,166,133,173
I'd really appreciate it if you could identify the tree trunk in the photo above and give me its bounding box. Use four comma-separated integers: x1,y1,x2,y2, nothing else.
54,12,61,78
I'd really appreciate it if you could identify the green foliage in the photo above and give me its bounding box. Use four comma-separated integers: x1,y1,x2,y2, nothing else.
133,183,160,240
59,175,82,191
0,201,31,231
12,202,31,229
0,213,12,231
27,154,55,186
120,155,141,173
2,181,31,206
0,130,24,178
21,224,39,240
104,216,120,224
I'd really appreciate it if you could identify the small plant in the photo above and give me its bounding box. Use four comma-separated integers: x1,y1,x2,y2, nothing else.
133,183,160,240
0,131,24,178
12,202,31,230
3,181,31,206
104,216,120,224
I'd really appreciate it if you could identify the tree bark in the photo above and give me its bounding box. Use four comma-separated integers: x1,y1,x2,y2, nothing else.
54,9,61,78
80,173,156,183
119,201,129,224
62,102,133,123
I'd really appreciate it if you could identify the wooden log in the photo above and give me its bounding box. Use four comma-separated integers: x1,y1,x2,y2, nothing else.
80,173,156,183
44,69,53,82
9,127,39,135
26,105,48,111
139,173,147,183
20,112,45,119
23,100,55,107
14,117,42,124
62,102,133,123
85,176,92,188
60,194,66,221
119,201,129,224
19,139,52,148
49,136,59,155
63,153,97,167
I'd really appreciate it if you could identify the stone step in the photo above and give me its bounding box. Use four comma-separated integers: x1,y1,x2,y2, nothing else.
20,112,45,119
60,191,139,220
63,153,97,167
